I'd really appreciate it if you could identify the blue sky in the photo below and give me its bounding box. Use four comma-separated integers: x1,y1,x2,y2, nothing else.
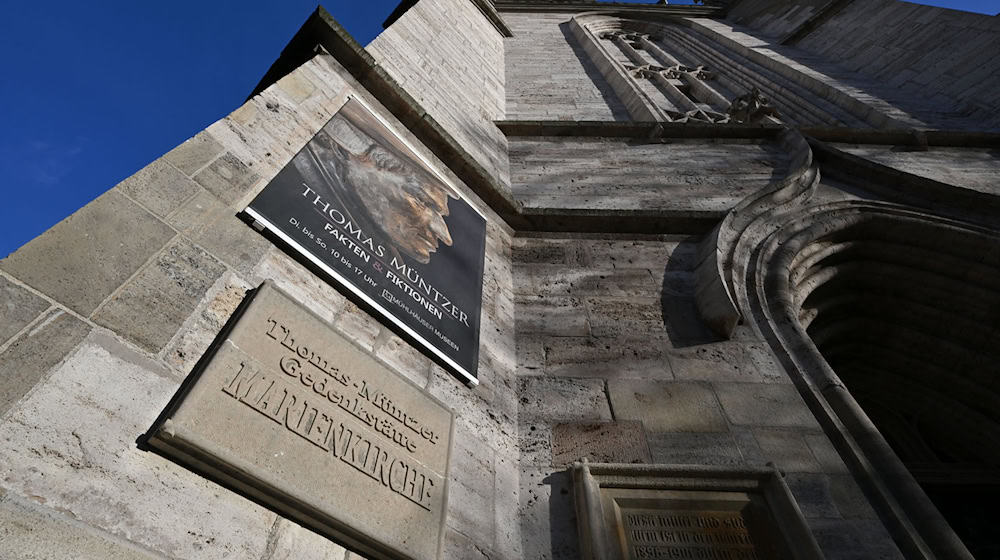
1,0,996,258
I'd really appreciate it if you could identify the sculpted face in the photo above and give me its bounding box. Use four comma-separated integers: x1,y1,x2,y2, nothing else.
325,115,455,264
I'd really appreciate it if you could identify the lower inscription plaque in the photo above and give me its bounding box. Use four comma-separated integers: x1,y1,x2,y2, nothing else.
572,461,824,560
145,282,454,560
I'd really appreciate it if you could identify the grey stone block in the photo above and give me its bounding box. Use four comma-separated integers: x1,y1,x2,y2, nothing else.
784,473,840,518
0,308,90,416
447,425,496,545
669,342,764,382
519,466,579,560
251,248,348,325
0,275,50,345
262,518,348,560
168,189,269,277
0,491,166,559
93,238,226,353
164,133,225,177
518,376,611,422
193,152,261,205
647,431,744,466
753,429,823,473
0,333,276,559
116,159,200,219
519,420,553,467
541,335,672,379
715,383,822,429
375,332,432,387
828,475,879,520
163,273,252,374
805,433,851,474
585,297,665,338
551,421,650,466
515,296,589,336
608,379,728,433
0,190,175,316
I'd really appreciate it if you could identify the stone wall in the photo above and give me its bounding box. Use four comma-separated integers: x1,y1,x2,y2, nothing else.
833,143,1000,196
729,0,1000,129
511,234,904,559
367,0,511,186
503,12,630,121
508,136,790,212
0,49,520,560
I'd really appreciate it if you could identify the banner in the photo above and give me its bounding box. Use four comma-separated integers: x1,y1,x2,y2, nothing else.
244,97,485,384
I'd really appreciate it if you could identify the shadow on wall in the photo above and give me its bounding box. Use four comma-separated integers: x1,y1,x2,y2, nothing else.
559,21,632,121
546,470,581,560
660,234,724,348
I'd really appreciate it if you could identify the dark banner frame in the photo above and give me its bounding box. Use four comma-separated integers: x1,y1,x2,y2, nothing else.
243,95,486,385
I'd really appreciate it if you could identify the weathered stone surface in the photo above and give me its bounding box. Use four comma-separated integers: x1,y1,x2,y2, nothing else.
669,342,764,382
168,189,270,277
515,296,590,336
193,152,261,205
608,380,728,433
0,308,90,416
647,432,744,466
93,238,227,353
542,335,672,378
164,273,253,375
0,274,50,345
585,297,664,338
714,383,822,429
805,434,850,474
0,190,175,316
551,421,650,466
518,376,612,422
251,247,348,325
0,491,166,560
116,159,200,218
0,332,276,559
519,420,553,467
447,425,496,546
753,429,822,473
519,467,579,560
146,283,453,560
164,133,225,177
263,518,349,560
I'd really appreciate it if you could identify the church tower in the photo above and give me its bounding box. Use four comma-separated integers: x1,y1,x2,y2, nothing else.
1,1,998,559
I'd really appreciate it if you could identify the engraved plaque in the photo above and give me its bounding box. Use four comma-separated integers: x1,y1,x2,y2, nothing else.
572,461,824,560
145,282,454,560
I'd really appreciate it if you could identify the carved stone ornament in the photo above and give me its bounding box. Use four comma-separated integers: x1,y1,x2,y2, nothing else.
572,460,824,560
727,87,781,124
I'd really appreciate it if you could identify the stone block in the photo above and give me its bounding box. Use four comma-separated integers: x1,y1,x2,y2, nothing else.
828,475,879,520
519,466,580,560
116,159,200,219
585,297,665,337
0,491,165,560
193,152,261,205
427,365,515,455
333,302,383,353
164,133,225,177
669,342,764,382
519,420,553,467
784,474,840,518
607,380,728,433
0,333,276,559
447,426,496,545
168,189,270,277
514,296,589,336
518,376,611,422
263,518,348,560
715,383,822,429
0,308,90,416
753,429,822,473
542,335,672,379
551,421,650,466
516,335,544,376
93,238,226,353
251,248,348,325
163,273,252,374
0,274,50,345
647,431,744,466
805,434,850,474
0,190,175,316
493,451,522,559
375,333,432,388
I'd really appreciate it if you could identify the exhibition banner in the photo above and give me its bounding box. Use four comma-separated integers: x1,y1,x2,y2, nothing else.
244,97,485,384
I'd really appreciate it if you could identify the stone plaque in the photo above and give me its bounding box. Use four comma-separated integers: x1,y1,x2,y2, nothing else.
572,461,824,560
145,282,454,560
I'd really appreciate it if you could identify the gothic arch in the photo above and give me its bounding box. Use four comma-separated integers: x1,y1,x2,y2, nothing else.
702,195,1000,558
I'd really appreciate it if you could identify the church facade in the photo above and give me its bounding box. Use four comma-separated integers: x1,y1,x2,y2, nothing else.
1,1,998,558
